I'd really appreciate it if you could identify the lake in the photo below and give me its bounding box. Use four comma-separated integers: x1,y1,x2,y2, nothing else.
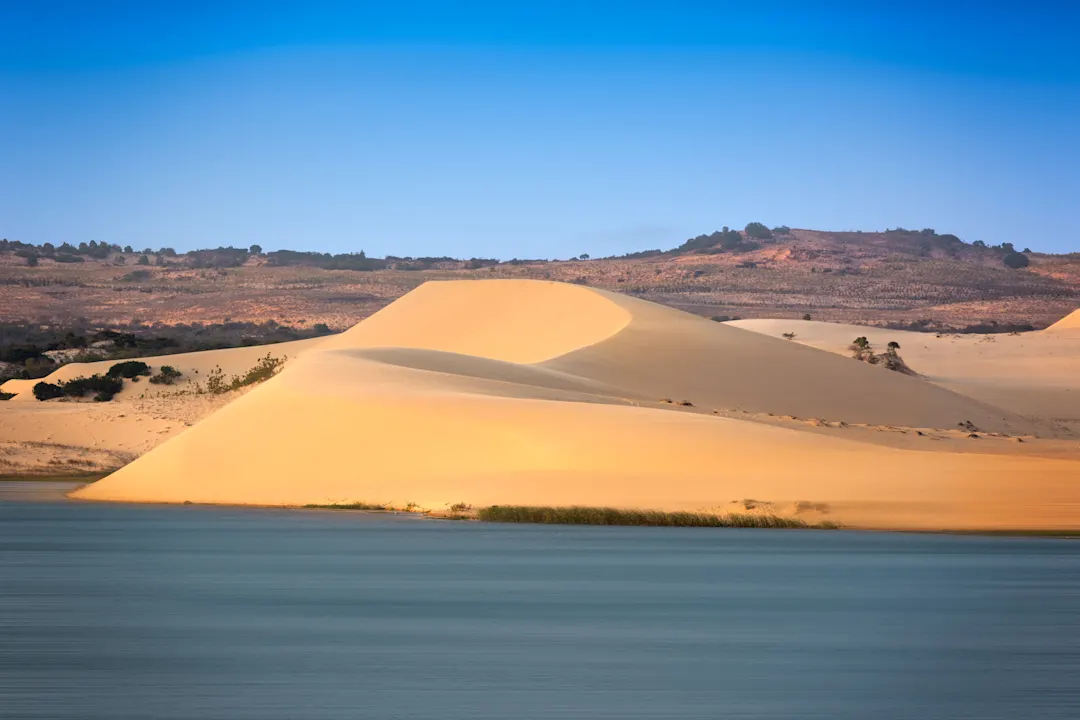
2,482,1078,719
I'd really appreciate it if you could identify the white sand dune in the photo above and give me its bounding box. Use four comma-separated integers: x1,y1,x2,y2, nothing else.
69,280,1080,531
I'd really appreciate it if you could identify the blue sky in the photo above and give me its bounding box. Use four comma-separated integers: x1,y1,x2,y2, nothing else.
2,1,1078,258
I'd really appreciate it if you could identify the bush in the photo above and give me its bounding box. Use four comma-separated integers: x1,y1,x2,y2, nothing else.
60,374,124,401
149,365,183,385
744,222,773,239
476,505,826,528
200,354,285,395
0,390,14,401
1003,252,1030,269
33,382,66,400
850,337,916,375
106,360,151,379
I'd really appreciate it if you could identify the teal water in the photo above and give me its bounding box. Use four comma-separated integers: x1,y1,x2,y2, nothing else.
1,482,1078,719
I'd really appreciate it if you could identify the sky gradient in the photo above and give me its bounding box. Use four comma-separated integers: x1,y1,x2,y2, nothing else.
2,1,1078,258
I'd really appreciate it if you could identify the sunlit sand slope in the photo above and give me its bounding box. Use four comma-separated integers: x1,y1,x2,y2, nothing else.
1046,308,1080,333
728,318,1080,427
0,336,325,402
74,280,1080,531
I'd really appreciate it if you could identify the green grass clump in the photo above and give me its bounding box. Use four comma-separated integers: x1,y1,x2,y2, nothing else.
149,365,183,385
0,390,15,401
303,502,385,511
477,505,831,529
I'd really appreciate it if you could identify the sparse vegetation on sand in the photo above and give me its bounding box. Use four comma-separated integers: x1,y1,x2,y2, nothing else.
200,353,285,395
148,365,183,385
476,505,840,529
849,336,917,375
0,390,14,400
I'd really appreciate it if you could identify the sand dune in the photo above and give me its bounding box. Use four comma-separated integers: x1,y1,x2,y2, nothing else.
68,280,1080,531
728,318,1080,430
0,336,325,403
1046,308,1080,333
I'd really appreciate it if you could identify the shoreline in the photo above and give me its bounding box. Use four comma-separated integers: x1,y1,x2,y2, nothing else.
6,482,1071,538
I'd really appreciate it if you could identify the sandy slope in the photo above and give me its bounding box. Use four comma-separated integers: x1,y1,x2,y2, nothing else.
0,337,325,475
66,280,1080,531
1046,308,1080,333
727,318,1080,430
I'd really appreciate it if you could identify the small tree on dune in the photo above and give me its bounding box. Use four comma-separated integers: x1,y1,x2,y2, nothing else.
850,336,874,362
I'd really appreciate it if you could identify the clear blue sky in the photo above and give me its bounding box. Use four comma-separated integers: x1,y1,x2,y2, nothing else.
2,1,1078,258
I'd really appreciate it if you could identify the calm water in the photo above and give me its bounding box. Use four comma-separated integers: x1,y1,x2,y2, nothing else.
1,483,1079,720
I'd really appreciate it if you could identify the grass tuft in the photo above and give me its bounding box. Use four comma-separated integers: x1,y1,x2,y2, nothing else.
477,505,836,529
303,502,385,511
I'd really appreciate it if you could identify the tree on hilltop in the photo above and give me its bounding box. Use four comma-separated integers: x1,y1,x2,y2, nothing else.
744,222,773,239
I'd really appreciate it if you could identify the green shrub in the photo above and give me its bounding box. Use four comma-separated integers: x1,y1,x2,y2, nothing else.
33,382,66,400
744,222,773,239
60,374,124,401
200,354,285,395
0,390,16,401
106,360,151,379
476,505,828,529
1003,252,1030,269
149,365,183,385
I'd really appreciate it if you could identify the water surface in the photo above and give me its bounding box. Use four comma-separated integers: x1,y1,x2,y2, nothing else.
2,483,1078,719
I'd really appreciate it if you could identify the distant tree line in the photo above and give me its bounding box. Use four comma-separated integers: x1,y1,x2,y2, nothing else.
0,223,1040,272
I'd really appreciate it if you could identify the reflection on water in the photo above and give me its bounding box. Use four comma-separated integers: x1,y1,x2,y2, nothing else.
2,484,1079,719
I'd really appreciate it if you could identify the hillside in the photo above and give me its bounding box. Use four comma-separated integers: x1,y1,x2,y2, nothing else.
2,228,1078,339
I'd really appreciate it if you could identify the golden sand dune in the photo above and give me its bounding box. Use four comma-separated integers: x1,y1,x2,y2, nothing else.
70,280,1080,531
728,318,1080,429
1046,308,1080,333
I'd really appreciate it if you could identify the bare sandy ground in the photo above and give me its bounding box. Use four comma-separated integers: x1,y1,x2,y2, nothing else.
0,279,1062,532
0,338,325,475
727,318,1080,434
